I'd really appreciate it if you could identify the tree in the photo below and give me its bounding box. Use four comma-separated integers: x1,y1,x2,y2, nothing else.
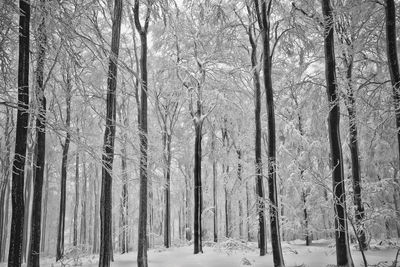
27,0,47,264
98,0,123,265
154,69,182,248
8,1,31,265
133,0,151,265
56,62,72,262
254,0,285,264
321,0,354,266
385,0,400,180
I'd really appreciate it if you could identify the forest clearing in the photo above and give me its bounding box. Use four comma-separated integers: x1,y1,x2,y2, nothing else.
2,0,400,266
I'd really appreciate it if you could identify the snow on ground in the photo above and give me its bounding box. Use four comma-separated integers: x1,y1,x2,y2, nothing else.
4,239,399,267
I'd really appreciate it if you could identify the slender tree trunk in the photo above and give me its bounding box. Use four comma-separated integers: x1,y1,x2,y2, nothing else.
224,183,229,238
41,163,49,253
185,167,192,241
9,1,31,264
163,131,172,248
134,1,150,265
0,108,12,262
345,62,367,250
23,125,35,263
212,129,218,242
56,71,72,262
80,158,87,245
246,181,251,242
249,6,266,254
73,129,80,247
321,1,354,266
193,122,203,254
255,0,283,263
120,138,128,253
99,0,122,265
93,168,99,254
27,2,47,263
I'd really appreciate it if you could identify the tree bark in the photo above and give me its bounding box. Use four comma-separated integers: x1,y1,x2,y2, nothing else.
8,1,30,264
73,128,80,247
93,168,99,254
120,136,128,253
99,0,122,265
80,158,87,245
28,1,47,263
248,2,267,255
133,1,150,265
212,129,218,242
385,0,400,174
321,0,354,266
41,163,49,253
0,108,12,262
56,68,72,262
163,131,172,248
255,0,284,264
193,122,203,254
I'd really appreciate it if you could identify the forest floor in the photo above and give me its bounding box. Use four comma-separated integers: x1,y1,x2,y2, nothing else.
5,239,400,267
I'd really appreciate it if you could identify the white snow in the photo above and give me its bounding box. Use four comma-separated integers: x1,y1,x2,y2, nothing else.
3,239,399,267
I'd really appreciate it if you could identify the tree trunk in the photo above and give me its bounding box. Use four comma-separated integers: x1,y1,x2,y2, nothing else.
163,131,172,248
80,158,87,245
224,183,229,238
8,1,30,264
56,70,72,262
27,2,47,263
385,0,400,173
23,124,35,263
321,0,354,266
93,168,99,254
0,108,12,262
99,0,122,265
212,129,218,243
120,139,128,253
41,163,49,253
255,0,284,263
249,4,267,254
185,167,192,241
133,1,150,265
246,181,251,242
193,122,203,254
73,129,80,247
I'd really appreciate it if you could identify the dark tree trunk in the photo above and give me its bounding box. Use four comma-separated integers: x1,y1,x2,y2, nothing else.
385,0,400,173
321,0,354,266
224,183,229,238
28,1,47,263
133,1,150,265
99,0,122,265
56,70,72,262
255,0,284,263
163,131,172,248
344,60,367,250
212,129,218,243
73,129,80,247
8,1,30,265
193,122,203,254
248,3,266,255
